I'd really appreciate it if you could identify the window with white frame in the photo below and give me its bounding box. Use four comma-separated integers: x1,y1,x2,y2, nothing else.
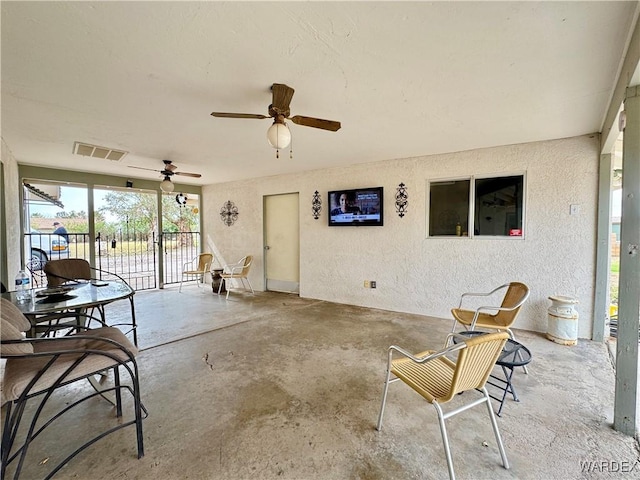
427,174,525,238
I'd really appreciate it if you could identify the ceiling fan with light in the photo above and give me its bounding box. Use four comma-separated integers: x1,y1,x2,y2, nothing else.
211,83,341,158
129,160,201,193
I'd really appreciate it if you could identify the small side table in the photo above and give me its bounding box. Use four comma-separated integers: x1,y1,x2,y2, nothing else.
453,331,532,416
211,269,226,294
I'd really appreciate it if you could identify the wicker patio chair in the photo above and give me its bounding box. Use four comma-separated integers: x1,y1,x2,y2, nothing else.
179,253,214,292
450,282,530,372
376,331,510,480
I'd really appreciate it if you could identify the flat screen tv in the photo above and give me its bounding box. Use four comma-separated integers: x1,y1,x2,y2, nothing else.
328,187,384,226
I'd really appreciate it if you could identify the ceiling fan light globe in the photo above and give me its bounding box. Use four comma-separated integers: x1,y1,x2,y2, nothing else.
160,177,175,193
267,122,291,150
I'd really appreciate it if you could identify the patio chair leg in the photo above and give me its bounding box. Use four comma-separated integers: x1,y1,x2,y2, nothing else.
129,363,145,459
433,401,456,480
179,275,184,292
1,401,14,479
376,367,393,431
482,387,510,469
114,366,123,417
451,318,459,333
13,390,51,479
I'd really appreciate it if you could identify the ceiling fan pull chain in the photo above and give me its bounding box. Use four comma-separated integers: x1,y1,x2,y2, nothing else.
276,149,280,159
289,138,293,159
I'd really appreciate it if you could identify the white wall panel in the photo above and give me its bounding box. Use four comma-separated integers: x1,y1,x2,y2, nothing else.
202,135,599,337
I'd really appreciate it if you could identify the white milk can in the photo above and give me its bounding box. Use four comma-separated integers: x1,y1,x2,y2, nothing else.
547,295,579,345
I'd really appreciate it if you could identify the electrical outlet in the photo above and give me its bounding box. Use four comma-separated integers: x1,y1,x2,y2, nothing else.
371,281,376,288
364,280,370,288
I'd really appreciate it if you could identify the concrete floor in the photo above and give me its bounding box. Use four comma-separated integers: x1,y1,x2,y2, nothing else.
4,285,640,479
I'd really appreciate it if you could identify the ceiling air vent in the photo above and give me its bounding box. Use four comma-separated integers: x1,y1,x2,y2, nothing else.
73,142,128,161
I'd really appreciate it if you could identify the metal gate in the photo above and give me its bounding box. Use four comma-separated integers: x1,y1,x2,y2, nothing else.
161,231,201,286
96,231,157,290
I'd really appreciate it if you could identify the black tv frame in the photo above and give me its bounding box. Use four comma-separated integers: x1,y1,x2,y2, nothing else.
327,187,384,226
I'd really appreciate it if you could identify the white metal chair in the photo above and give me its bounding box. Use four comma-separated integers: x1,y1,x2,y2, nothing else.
179,253,214,292
376,331,510,480
218,255,253,299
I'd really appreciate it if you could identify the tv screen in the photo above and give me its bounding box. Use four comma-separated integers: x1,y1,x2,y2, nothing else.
328,187,384,226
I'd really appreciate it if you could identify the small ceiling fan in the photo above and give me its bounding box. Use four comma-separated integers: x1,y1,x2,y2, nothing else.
211,83,341,157
129,160,201,193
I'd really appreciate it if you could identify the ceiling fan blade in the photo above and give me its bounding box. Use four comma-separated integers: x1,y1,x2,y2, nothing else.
272,83,295,113
163,163,177,172
174,172,202,178
210,112,269,119
289,115,341,132
128,165,161,173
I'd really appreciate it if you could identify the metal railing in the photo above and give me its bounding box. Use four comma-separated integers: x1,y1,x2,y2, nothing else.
25,230,202,291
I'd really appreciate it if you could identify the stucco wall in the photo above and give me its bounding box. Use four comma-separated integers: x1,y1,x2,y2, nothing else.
1,137,22,283
203,135,599,338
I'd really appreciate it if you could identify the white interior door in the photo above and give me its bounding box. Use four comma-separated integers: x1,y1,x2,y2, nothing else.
264,193,299,293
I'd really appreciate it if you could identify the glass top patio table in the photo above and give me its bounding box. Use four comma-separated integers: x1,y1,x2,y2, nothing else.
1,280,137,346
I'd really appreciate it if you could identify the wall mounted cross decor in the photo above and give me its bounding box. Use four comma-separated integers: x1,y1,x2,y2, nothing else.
312,190,322,219
220,200,239,226
396,183,408,217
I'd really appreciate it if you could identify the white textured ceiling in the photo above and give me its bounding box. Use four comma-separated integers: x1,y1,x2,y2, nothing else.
1,2,638,186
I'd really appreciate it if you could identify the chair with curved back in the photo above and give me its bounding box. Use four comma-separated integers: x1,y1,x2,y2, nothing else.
218,255,254,299
179,253,214,292
40,259,102,337
450,282,530,373
42,258,137,344
376,331,510,480
450,282,530,337
0,298,146,479
44,258,92,287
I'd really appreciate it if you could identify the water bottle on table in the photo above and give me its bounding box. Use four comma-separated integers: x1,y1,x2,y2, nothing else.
14,270,31,303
